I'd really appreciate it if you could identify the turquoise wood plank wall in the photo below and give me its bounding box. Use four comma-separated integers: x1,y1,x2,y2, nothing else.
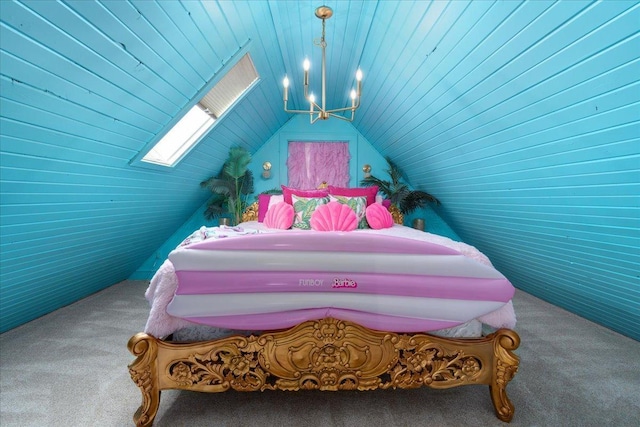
0,0,290,332
353,1,640,339
0,0,637,340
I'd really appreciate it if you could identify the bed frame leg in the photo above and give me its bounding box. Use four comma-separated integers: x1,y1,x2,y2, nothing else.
488,329,521,422
128,333,161,427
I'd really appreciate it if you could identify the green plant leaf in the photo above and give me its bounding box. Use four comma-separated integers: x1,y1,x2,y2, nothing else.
201,146,254,223
223,146,251,179
200,177,233,195
238,169,254,196
260,188,283,195
203,194,228,220
359,176,392,198
360,156,439,215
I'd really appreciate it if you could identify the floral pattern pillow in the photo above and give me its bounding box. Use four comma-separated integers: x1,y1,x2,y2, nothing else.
328,195,368,229
291,195,330,229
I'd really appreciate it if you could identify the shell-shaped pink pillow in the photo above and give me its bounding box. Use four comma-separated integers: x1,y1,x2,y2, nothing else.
264,202,294,229
310,201,358,232
365,203,394,229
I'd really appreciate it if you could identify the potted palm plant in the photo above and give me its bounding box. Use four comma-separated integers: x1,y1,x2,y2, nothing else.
360,156,439,224
201,146,254,225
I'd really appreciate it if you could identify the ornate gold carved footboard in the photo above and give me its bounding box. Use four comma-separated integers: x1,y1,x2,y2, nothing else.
128,318,520,426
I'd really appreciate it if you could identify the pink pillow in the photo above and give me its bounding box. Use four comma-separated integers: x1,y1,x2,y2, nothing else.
257,194,270,222
310,201,358,232
328,185,378,206
365,203,394,229
282,185,329,205
258,194,284,222
264,202,294,229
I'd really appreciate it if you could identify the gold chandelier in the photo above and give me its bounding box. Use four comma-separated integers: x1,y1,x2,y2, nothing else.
282,6,362,124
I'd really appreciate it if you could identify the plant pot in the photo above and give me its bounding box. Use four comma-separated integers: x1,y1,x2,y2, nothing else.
412,218,425,231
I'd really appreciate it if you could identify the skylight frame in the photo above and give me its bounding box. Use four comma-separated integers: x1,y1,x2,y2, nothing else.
131,44,259,170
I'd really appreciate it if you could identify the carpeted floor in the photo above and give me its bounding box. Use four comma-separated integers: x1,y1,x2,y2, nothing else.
1,280,639,426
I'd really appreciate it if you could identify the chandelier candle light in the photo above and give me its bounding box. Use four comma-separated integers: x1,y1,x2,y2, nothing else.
283,6,362,123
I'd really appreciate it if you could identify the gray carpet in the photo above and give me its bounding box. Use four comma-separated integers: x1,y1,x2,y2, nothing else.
1,280,638,426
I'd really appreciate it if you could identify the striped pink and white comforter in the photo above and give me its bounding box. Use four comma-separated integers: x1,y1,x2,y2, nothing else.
144,223,516,338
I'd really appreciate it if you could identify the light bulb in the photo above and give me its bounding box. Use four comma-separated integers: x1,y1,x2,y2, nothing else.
356,69,363,81
350,89,357,100
303,59,310,71
283,76,289,88
309,93,315,103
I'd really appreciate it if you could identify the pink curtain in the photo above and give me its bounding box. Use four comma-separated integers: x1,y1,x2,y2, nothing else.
287,141,350,189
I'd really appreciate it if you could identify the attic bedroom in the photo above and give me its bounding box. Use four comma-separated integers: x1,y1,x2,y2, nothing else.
0,1,638,426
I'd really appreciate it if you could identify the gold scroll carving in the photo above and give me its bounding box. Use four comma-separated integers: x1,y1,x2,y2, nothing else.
129,318,520,426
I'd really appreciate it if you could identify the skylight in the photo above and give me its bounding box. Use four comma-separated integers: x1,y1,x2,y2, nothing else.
141,53,259,167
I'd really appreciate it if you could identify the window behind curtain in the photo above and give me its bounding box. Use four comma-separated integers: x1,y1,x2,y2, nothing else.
287,141,350,189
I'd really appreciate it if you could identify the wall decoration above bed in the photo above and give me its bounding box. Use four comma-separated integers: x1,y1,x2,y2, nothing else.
287,141,350,189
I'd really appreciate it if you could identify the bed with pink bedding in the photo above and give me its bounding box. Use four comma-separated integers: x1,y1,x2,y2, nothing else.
129,222,520,426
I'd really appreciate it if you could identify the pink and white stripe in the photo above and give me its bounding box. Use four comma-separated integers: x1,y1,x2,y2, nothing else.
166,231,515,332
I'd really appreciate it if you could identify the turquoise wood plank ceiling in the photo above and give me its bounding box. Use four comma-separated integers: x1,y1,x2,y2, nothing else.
0,0,638,339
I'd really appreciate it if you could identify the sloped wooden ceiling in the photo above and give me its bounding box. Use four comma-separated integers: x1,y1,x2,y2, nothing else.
1,1,638,338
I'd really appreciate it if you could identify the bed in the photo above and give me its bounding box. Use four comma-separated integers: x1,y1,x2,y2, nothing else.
128,200,520,426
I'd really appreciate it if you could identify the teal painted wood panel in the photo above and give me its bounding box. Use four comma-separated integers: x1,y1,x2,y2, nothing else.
354,1,640,340
1,0,637,341
0,0,287,333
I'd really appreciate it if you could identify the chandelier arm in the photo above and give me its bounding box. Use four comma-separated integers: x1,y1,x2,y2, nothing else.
284,104,317,114
286,108,318,114
327,112,354,122
325,105,359,114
